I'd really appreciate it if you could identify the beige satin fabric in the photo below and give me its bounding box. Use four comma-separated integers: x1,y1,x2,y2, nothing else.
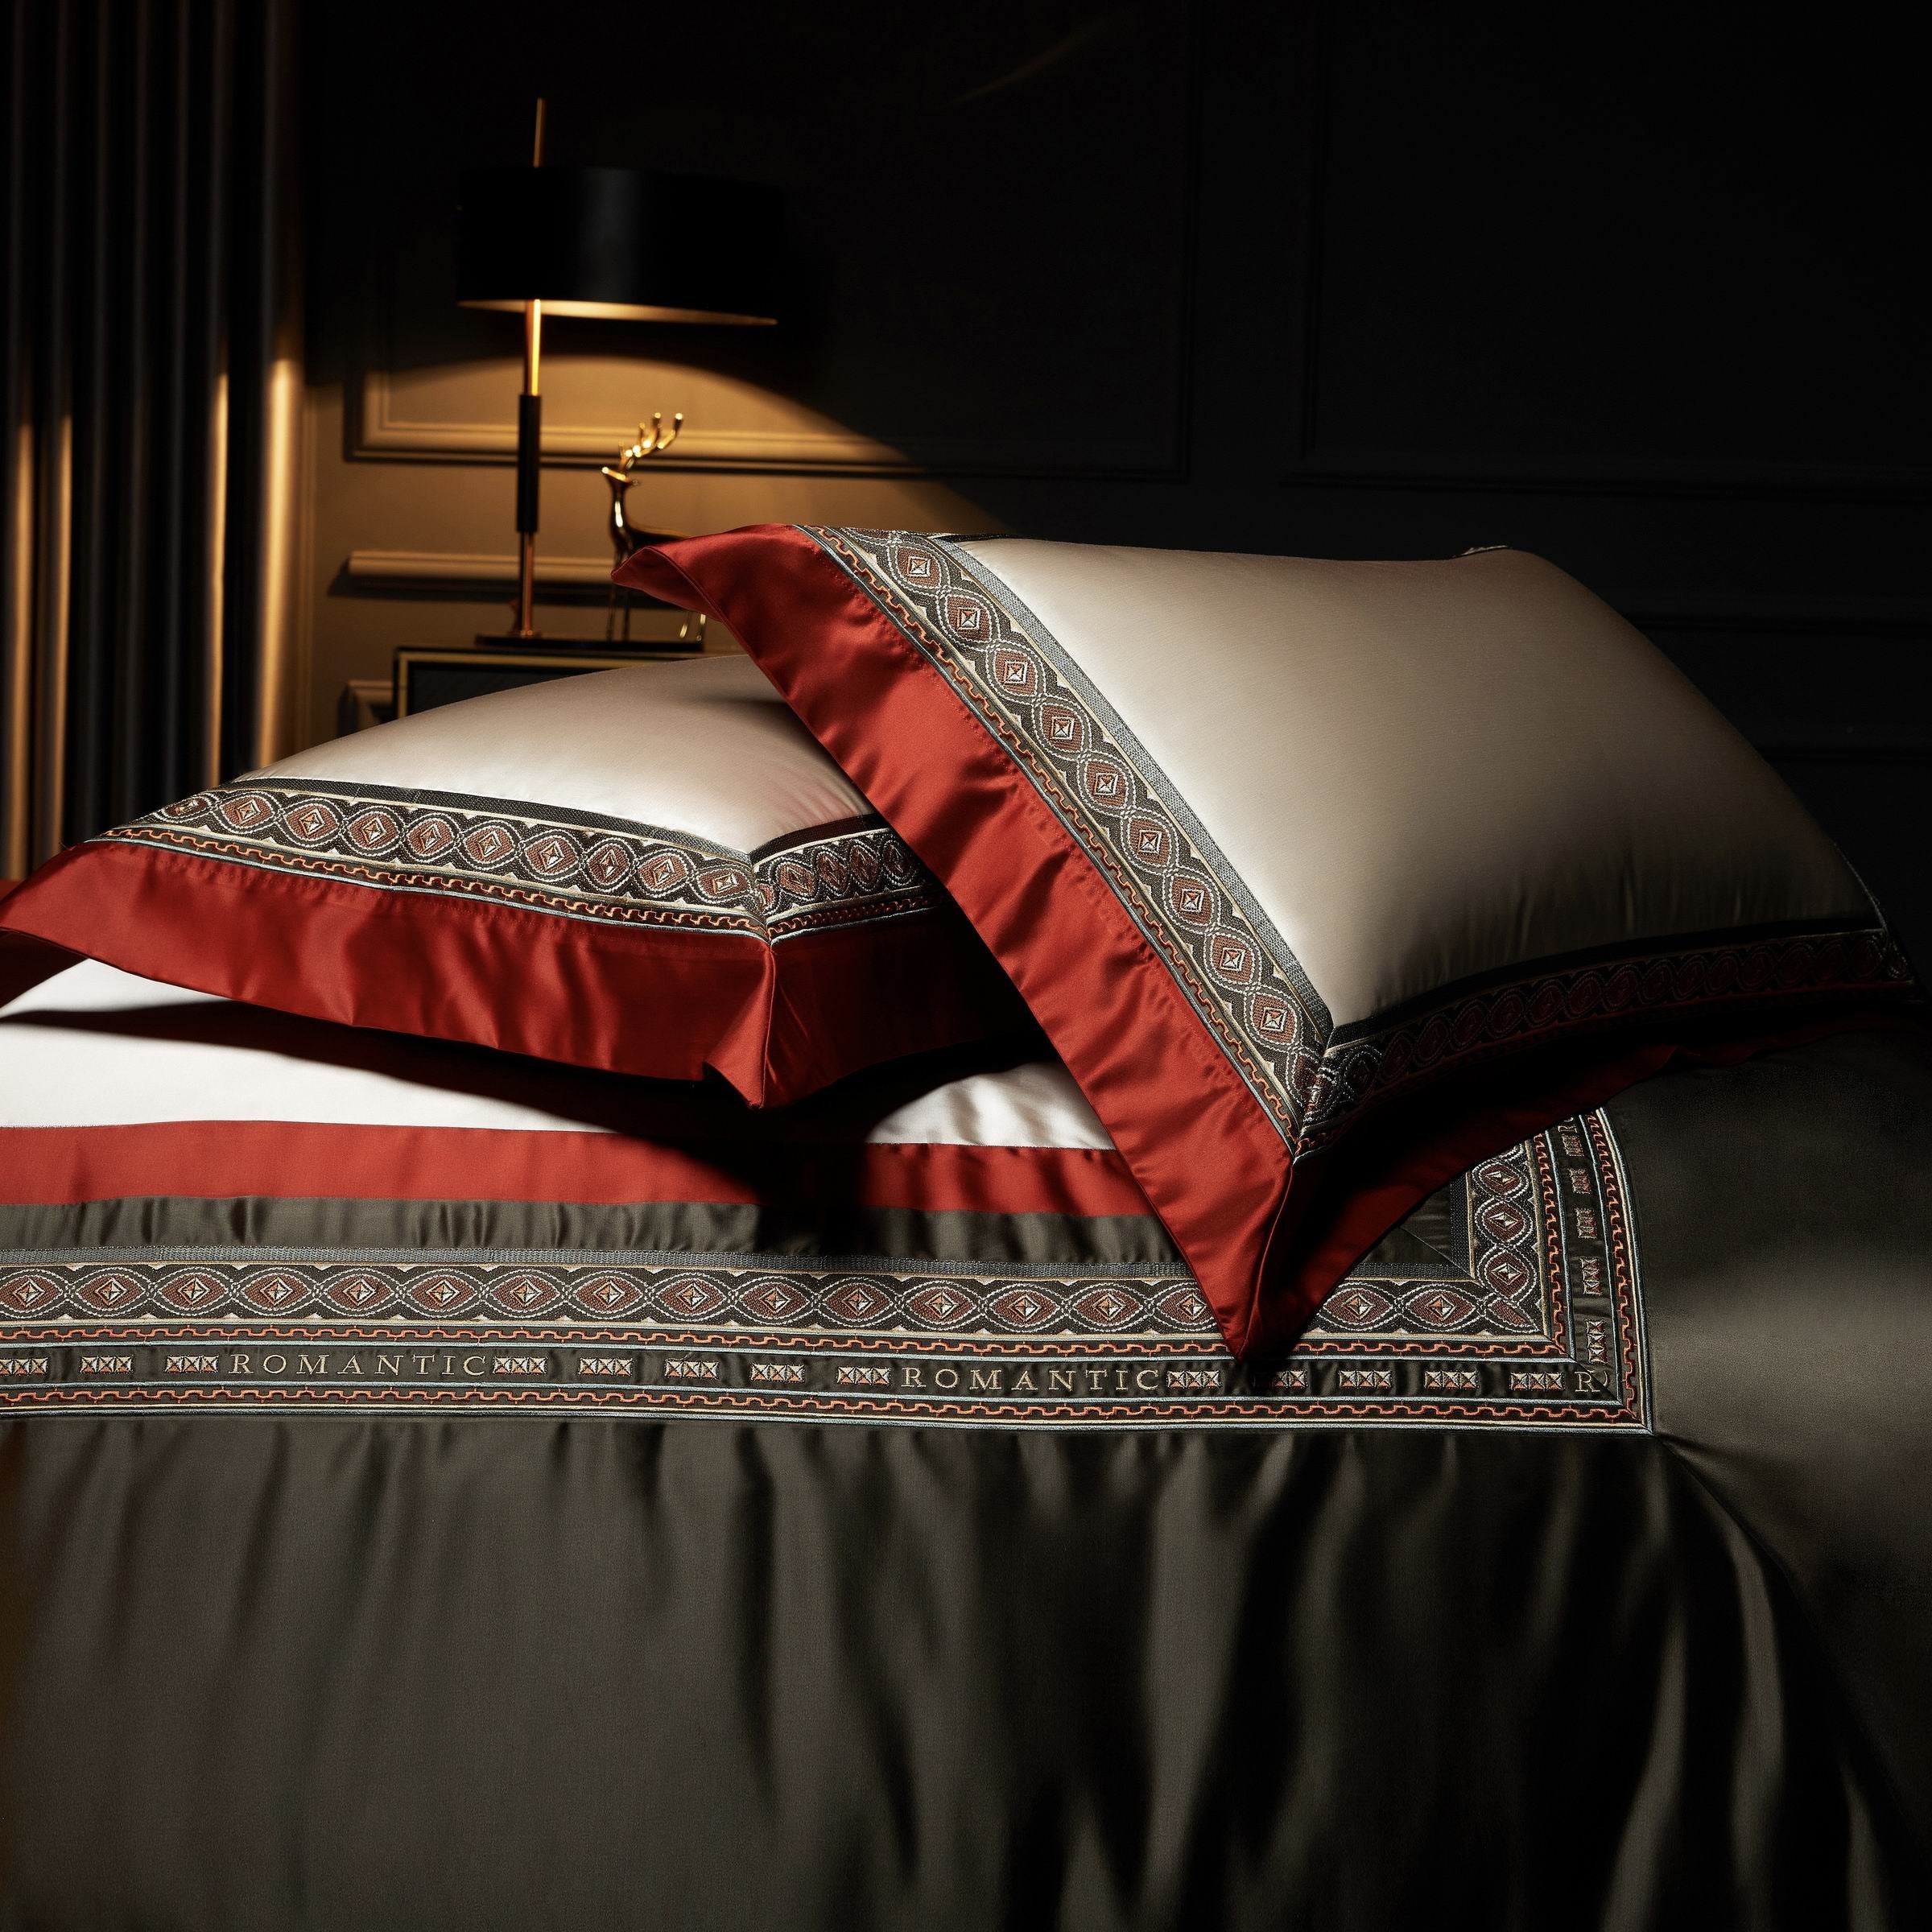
958,539,1867,1027
262,657,867,855
0,960,1109,1150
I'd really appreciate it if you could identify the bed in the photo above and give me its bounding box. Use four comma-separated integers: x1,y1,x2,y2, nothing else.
2,957,1929,1925
2,532,1928,1926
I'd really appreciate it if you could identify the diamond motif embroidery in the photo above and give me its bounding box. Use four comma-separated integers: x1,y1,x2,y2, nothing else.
0,1114,1646,1430
97,782,947,943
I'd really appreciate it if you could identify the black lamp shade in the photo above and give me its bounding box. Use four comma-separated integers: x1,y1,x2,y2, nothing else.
456,167,779,325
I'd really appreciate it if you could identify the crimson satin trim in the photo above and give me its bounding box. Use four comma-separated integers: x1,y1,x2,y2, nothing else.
0,1121,1152,1219
0,837,1022,1107
617,530,1305,1352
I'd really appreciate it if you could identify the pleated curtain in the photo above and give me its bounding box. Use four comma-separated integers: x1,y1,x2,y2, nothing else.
1,0,303,877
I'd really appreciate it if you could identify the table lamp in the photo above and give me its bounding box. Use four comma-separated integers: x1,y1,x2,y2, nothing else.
456,101,779,642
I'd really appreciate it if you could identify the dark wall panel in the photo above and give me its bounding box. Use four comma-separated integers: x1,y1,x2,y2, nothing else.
1309,10,1927,478
306,0,1928,958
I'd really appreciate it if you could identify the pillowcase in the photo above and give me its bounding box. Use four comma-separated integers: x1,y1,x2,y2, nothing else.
614,526,1914,1356
0,655,1026,1104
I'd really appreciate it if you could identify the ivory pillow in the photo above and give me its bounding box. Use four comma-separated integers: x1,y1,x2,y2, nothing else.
0,656,1024,1103
616,527,1913,1354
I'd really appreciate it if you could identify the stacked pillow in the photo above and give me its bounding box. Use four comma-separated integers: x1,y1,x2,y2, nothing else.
6,537,1911,1355
0,657,1026,1104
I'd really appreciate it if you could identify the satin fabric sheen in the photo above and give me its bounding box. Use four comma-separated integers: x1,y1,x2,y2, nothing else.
266,658,872,854
1617,1028,1932,1843
947,538,1866,1024
0,837,1024,1106
0,962,1136,1219
2,1037,1930,1924
0,1121,1150,1224
0,647,1034,1104
0,1426,1912,1927
0,960,1098,1147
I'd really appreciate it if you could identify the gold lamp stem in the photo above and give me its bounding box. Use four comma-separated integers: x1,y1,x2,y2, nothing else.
514,97,547,640
517,298,541,638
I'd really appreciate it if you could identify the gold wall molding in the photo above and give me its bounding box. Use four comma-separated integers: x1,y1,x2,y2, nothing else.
353,369,1183,480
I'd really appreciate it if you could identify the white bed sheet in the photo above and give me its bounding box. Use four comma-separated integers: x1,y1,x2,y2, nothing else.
0,960,1111,1150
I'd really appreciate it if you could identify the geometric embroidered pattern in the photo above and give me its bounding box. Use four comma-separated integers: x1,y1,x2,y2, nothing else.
807,528,1913,1147
810,527,1327,1138
1308,928,1913,1141
0,1113,1648,1428
95,776,939,942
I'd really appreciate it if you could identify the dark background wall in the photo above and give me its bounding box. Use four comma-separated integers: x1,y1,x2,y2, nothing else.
303,0,1930,967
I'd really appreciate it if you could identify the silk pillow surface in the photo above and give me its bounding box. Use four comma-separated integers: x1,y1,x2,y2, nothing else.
614,528,1913,1356
0,655,1024,1104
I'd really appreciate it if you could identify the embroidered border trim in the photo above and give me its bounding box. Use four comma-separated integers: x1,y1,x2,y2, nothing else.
0,1113,1647,1429
809,528,1325,1140
1303,928,1912,1140
807,528,1912,1146
94,778,940,943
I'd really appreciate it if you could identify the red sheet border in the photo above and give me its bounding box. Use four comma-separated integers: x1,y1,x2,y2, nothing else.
0,1121,1152,1220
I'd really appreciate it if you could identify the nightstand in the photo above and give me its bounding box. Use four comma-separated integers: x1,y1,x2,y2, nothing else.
335,621,732,736
393,643,706,719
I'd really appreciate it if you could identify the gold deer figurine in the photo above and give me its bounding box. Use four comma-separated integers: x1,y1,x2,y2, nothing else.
602,413,702,645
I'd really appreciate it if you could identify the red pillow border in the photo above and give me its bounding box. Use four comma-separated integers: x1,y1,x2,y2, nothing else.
616,523,1917,1356
0,770,1024,1106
